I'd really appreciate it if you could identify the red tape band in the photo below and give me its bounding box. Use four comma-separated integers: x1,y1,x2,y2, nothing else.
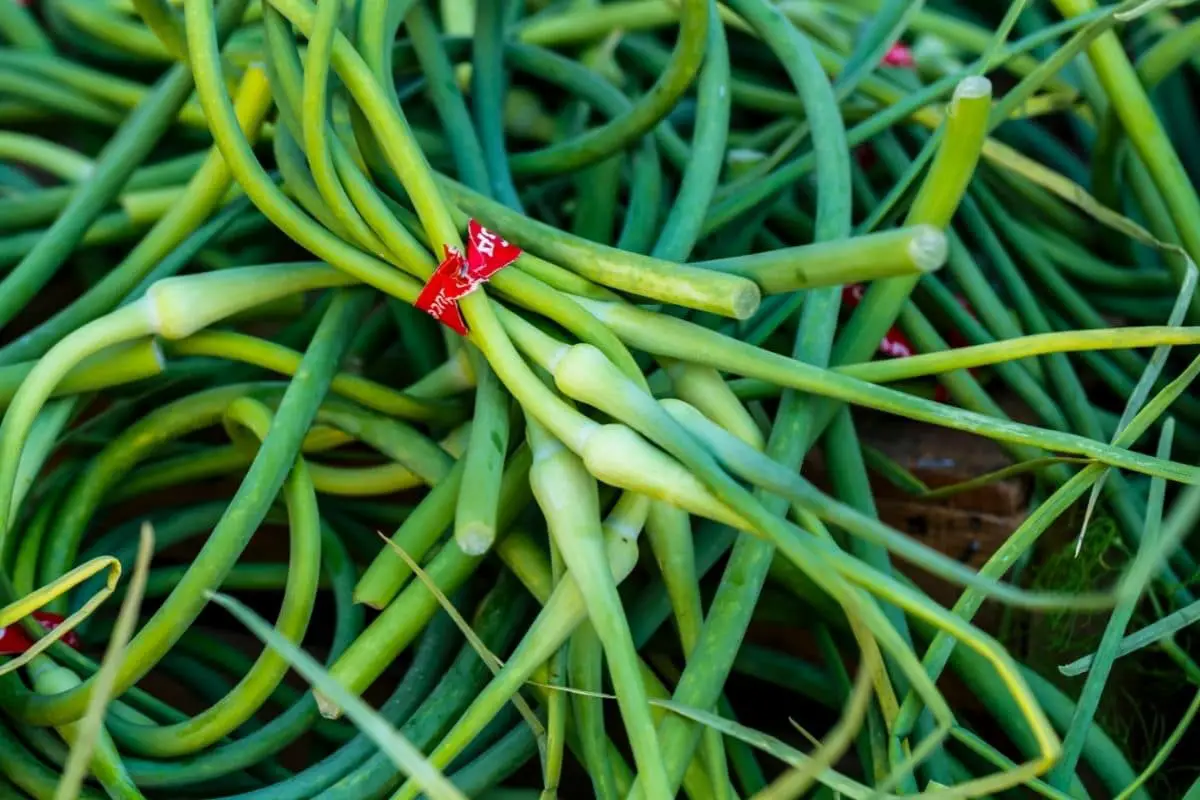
415,219,522,335
0,611,79,656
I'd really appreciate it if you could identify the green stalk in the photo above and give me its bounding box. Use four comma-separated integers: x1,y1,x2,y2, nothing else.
105,395,322,757
1051,0,1200,304
699,225,947,293
570,300,1199,484
389,522,642,799
0,0,250,330
525,416,670,797
321,450,532,708
833,75,991,368
0,291,368,727
1047,420,1174,788
568,624,619,800
893,353,1200,739
646,500,731,798
354,458,466,608
454,361,511,555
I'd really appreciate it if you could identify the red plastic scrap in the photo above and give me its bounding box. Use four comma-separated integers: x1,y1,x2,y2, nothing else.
881,42,916,68
0,611,79,655
841,284,981,405
415,219,522,335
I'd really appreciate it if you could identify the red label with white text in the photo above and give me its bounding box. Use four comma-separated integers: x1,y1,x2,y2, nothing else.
0,612,79,655
415,220,522,335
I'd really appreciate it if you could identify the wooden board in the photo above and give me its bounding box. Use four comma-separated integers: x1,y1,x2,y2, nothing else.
804,405,1033,585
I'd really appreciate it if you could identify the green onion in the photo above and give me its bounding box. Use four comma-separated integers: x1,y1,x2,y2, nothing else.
1,1,1199,796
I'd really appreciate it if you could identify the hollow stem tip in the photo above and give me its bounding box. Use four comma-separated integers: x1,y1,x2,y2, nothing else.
954,74,993,104
909,224,949,272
